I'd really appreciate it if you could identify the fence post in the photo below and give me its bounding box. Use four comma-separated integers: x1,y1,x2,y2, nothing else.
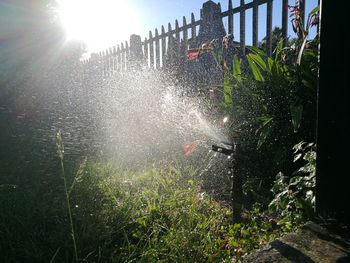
117,45,121,72
266,0,273,56
175,19,181,55
112,46,117,72
166,22,173,66
282,0,288,47
253,0,259,47
191,12,196,44
183,16,188,53
143,37,148,67
155,29,160,69
125,41,129,70
161,26,166,67
149,31,154,69
240,0,246,57
299,0,306,30
228,0,233,35
121,42,125,71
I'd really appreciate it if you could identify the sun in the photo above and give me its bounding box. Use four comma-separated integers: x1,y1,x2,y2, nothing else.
57,0,140,53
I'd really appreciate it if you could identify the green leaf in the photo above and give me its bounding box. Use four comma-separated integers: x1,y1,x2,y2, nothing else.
267,57,274,73
297,163,314,173
259,116,273,127
232,54,242,82
223,74,233,106
247,54,265,82
246,46,267,57
290,103,303,133
303,151,316,162
293,141,306,153
249,53,268,71
274,39,283,61
308,6,319,17
293,153,302,162
257,120,273,149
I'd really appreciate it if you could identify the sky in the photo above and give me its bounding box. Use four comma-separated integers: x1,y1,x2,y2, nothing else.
57,0,319,55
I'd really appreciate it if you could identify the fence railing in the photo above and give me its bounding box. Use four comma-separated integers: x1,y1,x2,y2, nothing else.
84,0,306,76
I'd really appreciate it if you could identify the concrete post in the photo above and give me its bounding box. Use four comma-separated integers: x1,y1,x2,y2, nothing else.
196,0,226,45
129,34,143,70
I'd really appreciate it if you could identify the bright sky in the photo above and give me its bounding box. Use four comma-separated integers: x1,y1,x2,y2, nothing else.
57,0,319,55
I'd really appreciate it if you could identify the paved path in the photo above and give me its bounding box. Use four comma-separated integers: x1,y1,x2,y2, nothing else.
241,221,350,263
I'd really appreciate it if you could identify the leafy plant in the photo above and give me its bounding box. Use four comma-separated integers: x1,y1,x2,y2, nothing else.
187,5,319,211
269,141,316,223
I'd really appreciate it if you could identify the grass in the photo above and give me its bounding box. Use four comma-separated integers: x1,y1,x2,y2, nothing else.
69,162,231,262
0,137,298,262
49,160,294,262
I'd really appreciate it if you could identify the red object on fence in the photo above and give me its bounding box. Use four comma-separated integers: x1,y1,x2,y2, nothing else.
187,49,200,60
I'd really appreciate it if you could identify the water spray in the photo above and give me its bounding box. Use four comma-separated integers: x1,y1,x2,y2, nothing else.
211,141,242,223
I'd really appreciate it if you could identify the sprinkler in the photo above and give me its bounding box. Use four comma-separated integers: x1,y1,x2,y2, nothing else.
211,141,235,156
211,141,242,223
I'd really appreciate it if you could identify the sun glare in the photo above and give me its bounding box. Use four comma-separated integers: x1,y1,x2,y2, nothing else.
57,0,140,54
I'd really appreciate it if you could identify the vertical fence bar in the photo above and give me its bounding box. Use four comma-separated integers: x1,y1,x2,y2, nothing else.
167,22,172,63
144,38,148,67
121,42,125,71
125,41,129,70
149,31,154,69
113,46,117,72
282,0,288,46
161,25,166,67
109,47,113,74
175,19,180,55
240,0,246,56
105,48,109,76
253,0,259,47
191,13,196,41
266,0,273,56
105,51,109,76
104,49,108,75
183,16,188,54
100,51,104,76
98,52,102,75
228,0,233,35
299,0,305,30
104,50,108,76
155,28,160,69
105,49,109,76
117,45,121,72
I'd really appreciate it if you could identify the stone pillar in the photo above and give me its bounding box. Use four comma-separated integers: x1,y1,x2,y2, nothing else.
184,1,227,92
196,1,226,45
129,34,143,70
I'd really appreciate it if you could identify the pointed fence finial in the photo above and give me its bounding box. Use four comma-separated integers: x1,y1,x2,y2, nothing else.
191,12,196,40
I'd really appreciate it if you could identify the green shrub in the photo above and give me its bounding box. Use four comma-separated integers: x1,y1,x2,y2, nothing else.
269,142,316,225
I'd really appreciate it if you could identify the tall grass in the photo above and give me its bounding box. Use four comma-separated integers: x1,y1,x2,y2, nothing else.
56,130,78,262
2,135,295,262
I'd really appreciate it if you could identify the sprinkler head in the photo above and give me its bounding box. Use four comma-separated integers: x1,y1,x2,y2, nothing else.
220,141,235,147
211,143,235,156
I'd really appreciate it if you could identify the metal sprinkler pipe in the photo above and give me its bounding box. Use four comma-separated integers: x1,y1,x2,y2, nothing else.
211,141,242,223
